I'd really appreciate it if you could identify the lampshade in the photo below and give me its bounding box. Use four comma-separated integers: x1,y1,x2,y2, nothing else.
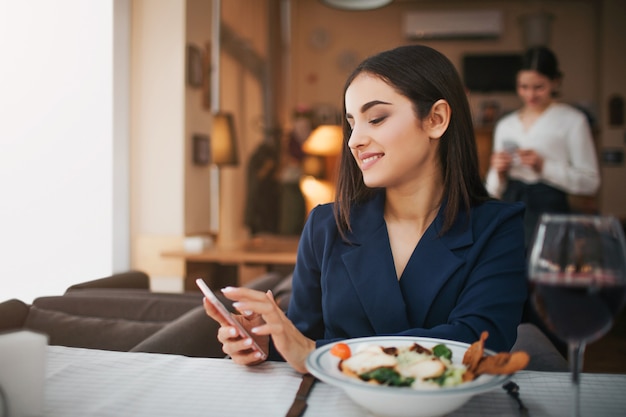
321,0,393,10
211,112,238,166
302,125,343,156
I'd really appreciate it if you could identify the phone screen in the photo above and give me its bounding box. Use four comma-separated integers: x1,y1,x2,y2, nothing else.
195,278,267,359
502,139,519,154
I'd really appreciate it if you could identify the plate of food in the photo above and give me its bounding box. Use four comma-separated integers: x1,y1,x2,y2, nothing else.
305,332,529,417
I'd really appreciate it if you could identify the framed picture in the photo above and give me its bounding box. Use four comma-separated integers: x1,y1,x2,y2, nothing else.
187,44,203,88
192,134,210,166
480,100,500,126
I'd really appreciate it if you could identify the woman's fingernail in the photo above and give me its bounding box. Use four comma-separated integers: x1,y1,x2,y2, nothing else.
251,327,260,334
232,302,242,310
243,338,253,346
254,351,263,359
221,286,235,293
229,328,237,337
242,310,253,316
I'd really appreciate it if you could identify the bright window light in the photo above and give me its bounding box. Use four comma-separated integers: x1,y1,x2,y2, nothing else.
0,1,114,302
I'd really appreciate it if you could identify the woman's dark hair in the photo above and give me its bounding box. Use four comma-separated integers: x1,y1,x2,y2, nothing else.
521,46,562,80
333,44,490,239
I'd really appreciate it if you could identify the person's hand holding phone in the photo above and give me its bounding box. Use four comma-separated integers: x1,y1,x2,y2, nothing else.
490,151,514,179
517,148,544,173
490,139,519,179
200,280,316,373
197,279,268,363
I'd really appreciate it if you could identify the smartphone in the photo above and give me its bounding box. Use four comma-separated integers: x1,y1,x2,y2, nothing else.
195,278,267,359
502,139,519,154
501,140,520,165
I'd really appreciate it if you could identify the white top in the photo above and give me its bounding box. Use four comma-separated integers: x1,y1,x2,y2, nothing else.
485,103,600,199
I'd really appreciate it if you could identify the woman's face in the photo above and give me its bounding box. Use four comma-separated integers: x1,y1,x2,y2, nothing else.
344,73,438,190
516,69,557,111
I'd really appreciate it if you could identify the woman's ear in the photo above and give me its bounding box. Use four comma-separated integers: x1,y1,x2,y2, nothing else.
426,99,451,140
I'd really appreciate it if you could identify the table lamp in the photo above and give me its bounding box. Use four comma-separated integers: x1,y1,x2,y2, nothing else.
209,112,239,246
211,112,238,166
300,124,343,212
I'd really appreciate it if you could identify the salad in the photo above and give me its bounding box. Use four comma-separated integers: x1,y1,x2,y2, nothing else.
330,331,529,390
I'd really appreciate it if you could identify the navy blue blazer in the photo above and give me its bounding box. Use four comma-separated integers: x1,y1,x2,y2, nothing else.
286,192,527,353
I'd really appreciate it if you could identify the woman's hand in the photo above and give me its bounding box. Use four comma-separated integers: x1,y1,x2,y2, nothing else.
490,151,513,179
203,295,268,366
219,286,316,373
517,148,544,173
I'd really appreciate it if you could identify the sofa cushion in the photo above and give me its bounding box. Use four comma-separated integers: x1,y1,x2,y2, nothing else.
65,270,150,292
511,323,569,372
23,306,165,351
272,273,293,312
243,271,285,292
34,292,200,322
130,306,225,358
0,299,30,331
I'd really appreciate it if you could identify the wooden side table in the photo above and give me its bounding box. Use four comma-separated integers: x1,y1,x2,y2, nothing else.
162,236,299,291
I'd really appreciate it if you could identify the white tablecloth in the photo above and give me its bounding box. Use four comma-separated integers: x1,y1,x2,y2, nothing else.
44,346,626,417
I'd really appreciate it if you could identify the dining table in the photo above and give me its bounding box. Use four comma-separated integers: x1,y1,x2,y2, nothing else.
43,345,626,417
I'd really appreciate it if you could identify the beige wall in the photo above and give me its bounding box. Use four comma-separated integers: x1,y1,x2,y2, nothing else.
131,0,186,282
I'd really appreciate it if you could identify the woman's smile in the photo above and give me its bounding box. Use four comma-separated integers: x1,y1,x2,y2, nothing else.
359,152,384,169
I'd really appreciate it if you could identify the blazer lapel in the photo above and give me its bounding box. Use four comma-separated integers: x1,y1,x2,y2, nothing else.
400,208,473,325
340,194,412,333
340,195,475,332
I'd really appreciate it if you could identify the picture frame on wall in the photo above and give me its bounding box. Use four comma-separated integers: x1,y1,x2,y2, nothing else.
192,134,210,166
187,44,203,88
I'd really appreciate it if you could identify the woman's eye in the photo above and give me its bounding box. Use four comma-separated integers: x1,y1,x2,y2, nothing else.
369,115,387,125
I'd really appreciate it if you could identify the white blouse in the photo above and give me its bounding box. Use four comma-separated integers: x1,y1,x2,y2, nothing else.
485,103,600,199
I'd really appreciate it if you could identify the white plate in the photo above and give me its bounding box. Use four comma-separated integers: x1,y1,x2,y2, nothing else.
306,336,511,417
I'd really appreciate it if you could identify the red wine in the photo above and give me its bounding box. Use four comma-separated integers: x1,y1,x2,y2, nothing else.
531,273,626,344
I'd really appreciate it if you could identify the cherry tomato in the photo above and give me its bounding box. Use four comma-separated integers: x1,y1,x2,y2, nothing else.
330,342,351,360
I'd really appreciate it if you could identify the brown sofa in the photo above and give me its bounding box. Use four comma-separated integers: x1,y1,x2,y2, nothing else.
0,270,567,371
0,270,292,358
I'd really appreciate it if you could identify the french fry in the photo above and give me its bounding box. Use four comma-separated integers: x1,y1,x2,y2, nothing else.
462,331,529,380
475,351,530,375
462,331,488,374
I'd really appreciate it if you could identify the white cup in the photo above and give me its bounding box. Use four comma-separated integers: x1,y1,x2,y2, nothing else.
183,236,213,252
0,330,48,417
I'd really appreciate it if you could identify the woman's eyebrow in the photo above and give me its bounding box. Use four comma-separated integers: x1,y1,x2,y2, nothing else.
346,100,392,119
361,100,391,113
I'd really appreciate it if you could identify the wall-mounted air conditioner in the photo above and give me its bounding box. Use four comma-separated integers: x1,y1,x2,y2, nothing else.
403,10,502,40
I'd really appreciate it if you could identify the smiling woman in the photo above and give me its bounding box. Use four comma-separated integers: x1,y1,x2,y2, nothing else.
202,44,528,376
485,46,601,245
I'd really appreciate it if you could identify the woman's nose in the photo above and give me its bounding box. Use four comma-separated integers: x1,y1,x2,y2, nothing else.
347,127,367,149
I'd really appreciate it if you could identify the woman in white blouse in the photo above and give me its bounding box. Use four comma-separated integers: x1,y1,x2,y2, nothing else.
485,46,600,244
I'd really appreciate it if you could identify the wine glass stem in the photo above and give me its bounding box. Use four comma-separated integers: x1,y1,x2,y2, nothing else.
569,341,586,417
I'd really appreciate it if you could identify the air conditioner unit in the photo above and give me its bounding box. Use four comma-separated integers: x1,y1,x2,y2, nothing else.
403,10,502,40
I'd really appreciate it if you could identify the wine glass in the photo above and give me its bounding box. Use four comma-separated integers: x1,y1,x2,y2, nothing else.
528,214,626,417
